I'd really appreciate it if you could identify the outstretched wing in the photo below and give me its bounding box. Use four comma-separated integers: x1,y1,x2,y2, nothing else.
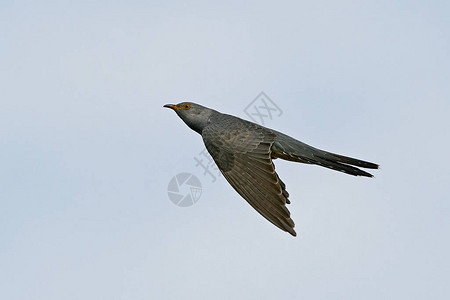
202,114,296,236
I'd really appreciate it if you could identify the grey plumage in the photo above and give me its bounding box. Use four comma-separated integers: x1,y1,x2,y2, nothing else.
164,102,378,236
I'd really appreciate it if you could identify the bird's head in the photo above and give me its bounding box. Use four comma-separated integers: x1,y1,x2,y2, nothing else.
163,102,215,134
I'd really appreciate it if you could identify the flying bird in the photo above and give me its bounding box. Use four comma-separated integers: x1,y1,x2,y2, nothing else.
164,102,378,236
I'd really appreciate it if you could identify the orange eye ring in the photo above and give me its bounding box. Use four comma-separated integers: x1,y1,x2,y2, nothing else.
183,104,191,110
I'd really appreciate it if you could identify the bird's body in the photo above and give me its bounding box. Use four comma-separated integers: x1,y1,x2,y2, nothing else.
164,102,378,236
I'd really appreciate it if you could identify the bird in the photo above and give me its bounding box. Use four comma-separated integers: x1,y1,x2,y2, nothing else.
164,102,378,236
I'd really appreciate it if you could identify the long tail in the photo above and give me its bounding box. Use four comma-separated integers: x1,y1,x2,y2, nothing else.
303,151,378,177
272,132,379,177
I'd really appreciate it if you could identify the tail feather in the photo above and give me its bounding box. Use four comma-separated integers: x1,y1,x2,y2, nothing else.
306,155,375,177
321,152,379,169
272,132,378,177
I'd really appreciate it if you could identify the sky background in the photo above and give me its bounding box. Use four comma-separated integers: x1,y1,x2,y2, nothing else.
1,1,449,299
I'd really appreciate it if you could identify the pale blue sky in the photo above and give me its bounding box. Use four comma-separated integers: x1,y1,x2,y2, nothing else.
1,1,449,299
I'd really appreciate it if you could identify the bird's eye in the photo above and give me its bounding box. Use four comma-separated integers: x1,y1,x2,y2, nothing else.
183,104,191,110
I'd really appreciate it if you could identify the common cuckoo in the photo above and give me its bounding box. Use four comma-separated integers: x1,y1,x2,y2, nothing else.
164,102,378,236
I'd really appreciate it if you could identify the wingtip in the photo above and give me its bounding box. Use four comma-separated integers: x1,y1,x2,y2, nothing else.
288,228,297,237
357,173,374,178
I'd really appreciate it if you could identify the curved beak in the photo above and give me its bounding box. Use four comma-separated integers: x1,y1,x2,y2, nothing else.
163,104,179,111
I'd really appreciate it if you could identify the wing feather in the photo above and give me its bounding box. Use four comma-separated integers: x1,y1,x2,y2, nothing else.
202,114,296,236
